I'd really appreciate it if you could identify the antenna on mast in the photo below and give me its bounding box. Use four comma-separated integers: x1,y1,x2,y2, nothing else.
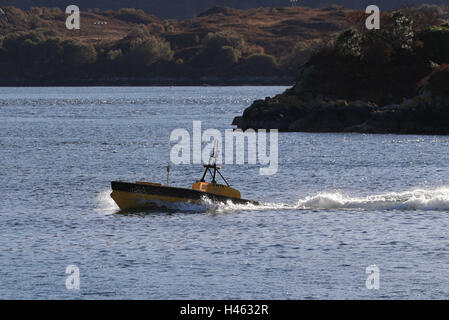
166,136,173,187
200,140,229,186
208,140,219,166
166,162,171,186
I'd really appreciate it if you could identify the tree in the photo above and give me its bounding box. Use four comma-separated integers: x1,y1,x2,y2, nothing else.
190,31,246,69
1,31,64,76
421,64,449,97
63,40,97,68
385,11,414,51
417,24,449,64
335,29,363,57
239,53,278,75
214,46,239,67
202,31,246,55
123,36,173,69
281,40,321,73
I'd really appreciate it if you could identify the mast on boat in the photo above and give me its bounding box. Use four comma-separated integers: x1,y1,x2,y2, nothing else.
199,141,230,187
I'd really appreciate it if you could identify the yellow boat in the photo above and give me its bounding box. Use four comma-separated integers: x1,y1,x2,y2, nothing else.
110,162,258,211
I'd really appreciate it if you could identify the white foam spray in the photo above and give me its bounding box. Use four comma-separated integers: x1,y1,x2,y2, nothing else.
294,187,449,211
95,189,119,215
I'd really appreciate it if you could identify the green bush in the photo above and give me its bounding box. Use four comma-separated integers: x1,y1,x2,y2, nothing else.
63,40,97,68
123,36,173,69
418,24,449,64
214,46,239,67
281,40,321,73
422,64,449,97
240,53,278,75
335,29,363,57
2,31,61,71
386,11,414,51
190,31,246,69
0,30,98,77
106,49,123,61
202,31,245,55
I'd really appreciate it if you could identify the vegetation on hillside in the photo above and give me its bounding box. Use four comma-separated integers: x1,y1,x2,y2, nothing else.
285,5,449,104
0,5,448,84
0,5,355,83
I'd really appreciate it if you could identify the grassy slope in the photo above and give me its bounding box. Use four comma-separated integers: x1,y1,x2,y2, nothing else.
0,6,352,62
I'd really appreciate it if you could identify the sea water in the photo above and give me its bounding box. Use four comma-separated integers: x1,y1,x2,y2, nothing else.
1,86,449,299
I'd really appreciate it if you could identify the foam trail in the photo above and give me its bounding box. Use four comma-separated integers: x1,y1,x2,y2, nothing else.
202,197,298,213
203,187,449,212
295,187,449,211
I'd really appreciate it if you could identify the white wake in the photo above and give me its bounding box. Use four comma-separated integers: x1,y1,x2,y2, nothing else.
294,187,449,211
209,187,449,212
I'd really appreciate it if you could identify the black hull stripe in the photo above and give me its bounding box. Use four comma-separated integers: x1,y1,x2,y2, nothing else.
111,181,258,205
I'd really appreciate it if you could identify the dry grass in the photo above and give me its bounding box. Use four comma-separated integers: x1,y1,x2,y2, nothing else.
1,5,448,61
0,6,352,59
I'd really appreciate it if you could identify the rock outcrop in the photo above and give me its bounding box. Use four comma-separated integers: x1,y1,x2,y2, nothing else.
233,65,449,134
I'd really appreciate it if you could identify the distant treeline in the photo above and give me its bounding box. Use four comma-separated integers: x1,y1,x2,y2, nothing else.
0,27,298,83
0,6,328,84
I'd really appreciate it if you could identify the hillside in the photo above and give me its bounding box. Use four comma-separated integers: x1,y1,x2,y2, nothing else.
0,6,352,59
0,5,356,85
0,0,448,19
1,4,447,86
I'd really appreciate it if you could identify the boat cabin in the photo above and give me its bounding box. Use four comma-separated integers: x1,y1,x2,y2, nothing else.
192,163,241,199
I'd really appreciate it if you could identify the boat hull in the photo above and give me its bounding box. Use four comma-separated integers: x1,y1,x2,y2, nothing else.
110,181,258,210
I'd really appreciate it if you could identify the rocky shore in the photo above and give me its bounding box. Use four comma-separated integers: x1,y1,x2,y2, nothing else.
0,75,294,87
233,93,449,134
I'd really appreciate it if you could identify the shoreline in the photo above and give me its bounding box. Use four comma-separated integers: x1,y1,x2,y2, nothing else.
0,76,295,87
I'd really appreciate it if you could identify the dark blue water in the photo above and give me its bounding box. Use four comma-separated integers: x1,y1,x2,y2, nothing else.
2,86,449,299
